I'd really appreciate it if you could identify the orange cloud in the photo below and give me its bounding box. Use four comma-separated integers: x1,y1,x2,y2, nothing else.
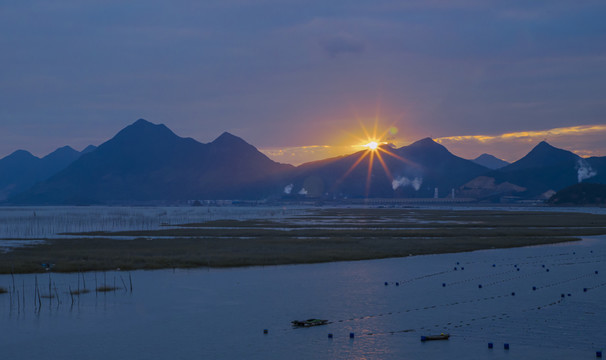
435,124,606,161
436,124,606,143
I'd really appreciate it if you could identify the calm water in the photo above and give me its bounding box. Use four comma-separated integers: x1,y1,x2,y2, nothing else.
1,236,605,359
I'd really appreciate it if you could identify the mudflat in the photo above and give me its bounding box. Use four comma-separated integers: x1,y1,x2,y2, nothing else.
2,208,606,274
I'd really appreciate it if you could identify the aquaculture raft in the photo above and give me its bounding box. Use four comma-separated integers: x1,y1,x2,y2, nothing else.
291,319,329,327
420,334,450,341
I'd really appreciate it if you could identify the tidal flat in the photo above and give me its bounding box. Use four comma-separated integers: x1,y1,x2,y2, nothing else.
2,206,606,274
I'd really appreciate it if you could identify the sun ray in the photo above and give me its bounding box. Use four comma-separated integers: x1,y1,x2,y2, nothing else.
377,146,418,167
375,150,394,181
365,151,375,197
337,150,369,185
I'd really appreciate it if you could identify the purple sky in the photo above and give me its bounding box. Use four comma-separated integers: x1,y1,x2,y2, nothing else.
2,0,605,164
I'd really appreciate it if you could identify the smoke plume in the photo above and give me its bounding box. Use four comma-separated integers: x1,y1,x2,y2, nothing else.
577,159,597,183
284,184,293,194
392,176,423,191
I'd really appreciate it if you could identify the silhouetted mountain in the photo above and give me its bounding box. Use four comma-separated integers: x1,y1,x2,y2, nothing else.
462,141,604,200
11,119,293,204
472,154,509,170
549,183,606,205
0,146,83,201
81,145,97,154
285,138,489,198
501,141,580,172
585,156,606,184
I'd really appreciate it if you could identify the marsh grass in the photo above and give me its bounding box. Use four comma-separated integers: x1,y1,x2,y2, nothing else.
96,285,119,293
2,209,606,274
69,288,90,295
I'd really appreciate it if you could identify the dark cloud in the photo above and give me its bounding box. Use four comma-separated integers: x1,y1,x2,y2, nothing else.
319,34,365,57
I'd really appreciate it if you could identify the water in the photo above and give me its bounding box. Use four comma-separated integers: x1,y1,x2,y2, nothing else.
2,236,605,359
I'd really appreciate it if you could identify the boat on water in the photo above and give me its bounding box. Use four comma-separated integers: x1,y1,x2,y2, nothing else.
420,333,450,341
291,319,329,327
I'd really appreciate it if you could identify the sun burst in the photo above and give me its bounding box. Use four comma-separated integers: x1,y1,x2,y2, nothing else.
364,141,379,150
334,118,417,198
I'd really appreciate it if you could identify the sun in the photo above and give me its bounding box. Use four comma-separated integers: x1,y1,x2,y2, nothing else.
365,141,379,150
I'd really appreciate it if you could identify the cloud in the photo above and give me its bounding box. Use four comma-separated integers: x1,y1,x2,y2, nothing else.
319,33,365,57
436,124,606,143
435,124,606,161
260,145,361,166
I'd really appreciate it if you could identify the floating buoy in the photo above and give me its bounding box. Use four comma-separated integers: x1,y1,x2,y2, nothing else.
478,284,483,289
584,288,588,292
328,333,333,339
395,282,399,286
461,267,464,270
511,292,515,296
263,329,268,334
542,265,545,268
561,294,565,298
454,267,457,271
492,264,496,267
517,268,520,272
456,262,460,265
568,293,572,297
385,282,389,286
504,343,510,350
442,283,446,287
350,332,355,339
532,286,537,291
488,342,493,349
597,350,602,358
546,269,550,272
596,271,599,275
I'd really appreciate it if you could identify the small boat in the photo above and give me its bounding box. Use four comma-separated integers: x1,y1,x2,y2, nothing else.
420,333,450,341
291,319,329,327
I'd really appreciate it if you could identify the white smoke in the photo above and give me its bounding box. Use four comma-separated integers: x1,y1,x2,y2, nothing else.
392,176,423,191
577,159,597,183
284,184,294,194
298,188,308,195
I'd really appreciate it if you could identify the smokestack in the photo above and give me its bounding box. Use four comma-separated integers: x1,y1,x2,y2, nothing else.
434,187,438,199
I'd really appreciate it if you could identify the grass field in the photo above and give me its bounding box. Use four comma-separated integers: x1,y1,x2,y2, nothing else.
2,208,606,273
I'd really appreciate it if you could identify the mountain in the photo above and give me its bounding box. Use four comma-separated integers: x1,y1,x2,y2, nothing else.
11,119,293,204
472,154,509,170
0,146,84,201
461,141,605,200
500,141,580,172
549,183,606,205
284,137,489,198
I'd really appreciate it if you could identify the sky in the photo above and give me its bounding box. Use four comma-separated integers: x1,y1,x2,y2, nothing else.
1,0,606,165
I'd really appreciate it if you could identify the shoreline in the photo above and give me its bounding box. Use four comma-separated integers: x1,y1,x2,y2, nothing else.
2,207,606,274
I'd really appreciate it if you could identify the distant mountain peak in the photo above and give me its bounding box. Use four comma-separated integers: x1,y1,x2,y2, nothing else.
42,145,79,161
211,132,250,147
9,149,36,159
81,145,97,154
502,140,580,172
411,137,437,146
534,140,556,150
405,137,450,154
111,119,178,144
132,118,153,126
473,154,509,170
